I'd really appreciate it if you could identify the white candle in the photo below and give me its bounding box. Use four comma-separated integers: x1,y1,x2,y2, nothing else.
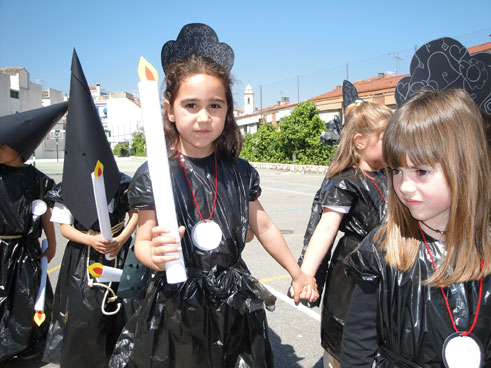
88,262,123,282
33,239,48,326
91,160,115,261
137,56,187,284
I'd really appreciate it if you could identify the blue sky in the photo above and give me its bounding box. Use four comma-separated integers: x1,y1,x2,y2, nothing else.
1,0,490,108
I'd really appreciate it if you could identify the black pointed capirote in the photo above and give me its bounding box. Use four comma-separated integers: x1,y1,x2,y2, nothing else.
0,102,68,161
62,49,120,229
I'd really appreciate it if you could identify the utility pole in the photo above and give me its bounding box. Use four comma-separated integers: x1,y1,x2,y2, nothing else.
297,75,300,103
260,85,263,122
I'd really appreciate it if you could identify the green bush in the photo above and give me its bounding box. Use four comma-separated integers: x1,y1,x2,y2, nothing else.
112,141,129,157
240,102,336,165
131,131,146,156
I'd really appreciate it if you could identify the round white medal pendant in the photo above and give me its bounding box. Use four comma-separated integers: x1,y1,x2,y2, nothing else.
191,220,222,251
31,199,47,216
443,332,483,368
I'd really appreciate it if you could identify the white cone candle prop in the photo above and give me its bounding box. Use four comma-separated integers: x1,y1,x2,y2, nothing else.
88,262,123,283
33,239,48,326
137,56,187,283
91,160,115,261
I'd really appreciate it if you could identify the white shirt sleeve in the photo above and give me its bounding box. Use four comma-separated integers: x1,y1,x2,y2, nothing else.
50,202,74,225
324,204,351,214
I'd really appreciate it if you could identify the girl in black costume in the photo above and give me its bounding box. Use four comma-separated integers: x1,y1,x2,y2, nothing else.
0,143,56,362
342,89,491,367
109,23,317,368
298,100,392,368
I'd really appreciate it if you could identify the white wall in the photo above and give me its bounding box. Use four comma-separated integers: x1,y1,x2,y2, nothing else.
20,81,42,111
106,97,142,148
42,88,63,106
0,73,11,116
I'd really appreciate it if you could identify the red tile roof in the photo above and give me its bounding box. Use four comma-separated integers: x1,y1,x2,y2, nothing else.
310,73,407,101
468,42,491,54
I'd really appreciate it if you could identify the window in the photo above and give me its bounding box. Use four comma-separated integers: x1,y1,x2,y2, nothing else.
10,90,19,99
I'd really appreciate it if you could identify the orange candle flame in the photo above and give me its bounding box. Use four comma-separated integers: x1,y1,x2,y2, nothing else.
93,160,104,178
34,311,46,326
88,262,104,278
138,56,159,82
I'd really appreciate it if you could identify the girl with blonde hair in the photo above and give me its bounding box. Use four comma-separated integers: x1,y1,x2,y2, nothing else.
298,92,392,367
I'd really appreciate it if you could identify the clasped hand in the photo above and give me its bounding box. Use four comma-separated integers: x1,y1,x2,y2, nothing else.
290,273,320,305
90,234,123,257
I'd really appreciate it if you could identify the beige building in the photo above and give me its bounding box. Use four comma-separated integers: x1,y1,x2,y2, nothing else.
0,67,43,116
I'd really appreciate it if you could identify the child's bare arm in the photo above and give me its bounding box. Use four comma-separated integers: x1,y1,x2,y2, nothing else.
249,199,318,304
60,223,111,255
301,208,344,276
41,208,56,262
108,209,139,257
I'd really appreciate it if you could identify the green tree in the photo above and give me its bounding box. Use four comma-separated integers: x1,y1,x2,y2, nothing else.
241,123,285,163
131,131,146,156
277,101,335,165
241,102,336,165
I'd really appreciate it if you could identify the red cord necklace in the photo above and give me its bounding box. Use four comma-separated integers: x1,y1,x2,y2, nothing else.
418,224,483,336
177,149,222,251
361,169,387,204
177,149,218,222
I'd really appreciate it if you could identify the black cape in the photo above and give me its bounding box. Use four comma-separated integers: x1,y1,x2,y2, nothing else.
318,168,387,360
110,154,276,368
342,230,491,367
42,173,133,368
0,164,55,361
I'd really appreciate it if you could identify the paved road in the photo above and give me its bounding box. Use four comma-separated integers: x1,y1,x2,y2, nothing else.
8,157,326,368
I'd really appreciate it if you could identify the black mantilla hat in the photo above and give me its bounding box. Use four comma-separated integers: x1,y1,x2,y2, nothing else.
342,80,361,109
0,102,68,161
395,37,491,116
62,49,120,229
161,23,234,74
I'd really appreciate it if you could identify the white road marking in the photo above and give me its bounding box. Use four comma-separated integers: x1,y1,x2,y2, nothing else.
264,284,321,322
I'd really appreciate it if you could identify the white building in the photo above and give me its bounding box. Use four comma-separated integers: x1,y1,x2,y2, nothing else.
236,83,295,136
90,83,142,150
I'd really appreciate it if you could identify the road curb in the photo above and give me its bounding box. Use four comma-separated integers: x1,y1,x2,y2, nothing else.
250,162,328,174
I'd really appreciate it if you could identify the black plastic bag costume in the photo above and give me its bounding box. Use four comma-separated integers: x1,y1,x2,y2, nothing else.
42,173,132,368
319,167,387,360
110,154,276,368
0,164,55,361
342,230,491,367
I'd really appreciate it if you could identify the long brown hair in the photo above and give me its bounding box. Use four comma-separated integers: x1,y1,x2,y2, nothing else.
163,54,242,161
380,88,491,286
327,101,392,179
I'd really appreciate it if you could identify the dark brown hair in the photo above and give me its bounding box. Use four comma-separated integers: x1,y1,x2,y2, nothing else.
163,54,242,161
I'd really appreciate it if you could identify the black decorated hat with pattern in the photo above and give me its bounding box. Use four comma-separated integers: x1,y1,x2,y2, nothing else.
395,37,491,116
161,23,234,74
342,80,361,109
